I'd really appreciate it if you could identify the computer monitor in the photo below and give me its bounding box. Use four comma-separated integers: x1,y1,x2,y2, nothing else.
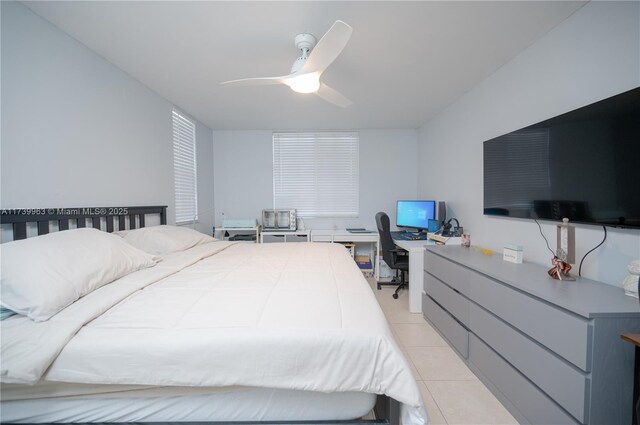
396,200,436,231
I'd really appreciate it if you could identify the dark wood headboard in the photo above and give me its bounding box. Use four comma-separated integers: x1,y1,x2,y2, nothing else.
0,206,167,240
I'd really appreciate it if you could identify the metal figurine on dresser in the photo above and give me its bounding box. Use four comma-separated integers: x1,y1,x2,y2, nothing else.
548,218,576,281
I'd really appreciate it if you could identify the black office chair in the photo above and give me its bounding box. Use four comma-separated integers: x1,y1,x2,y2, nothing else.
375,212,409,299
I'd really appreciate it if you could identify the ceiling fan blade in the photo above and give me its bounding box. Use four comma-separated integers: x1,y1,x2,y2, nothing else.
316,83,352,108
220,76,288,87
301,20,353,74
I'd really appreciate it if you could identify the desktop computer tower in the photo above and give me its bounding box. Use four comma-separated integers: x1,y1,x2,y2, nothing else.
436,201,446,223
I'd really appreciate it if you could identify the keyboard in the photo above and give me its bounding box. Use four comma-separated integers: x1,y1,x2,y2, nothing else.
391,231,429,241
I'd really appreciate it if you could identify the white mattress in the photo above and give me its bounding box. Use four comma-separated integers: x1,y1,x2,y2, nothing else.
2,242,427,424
1,383,376,423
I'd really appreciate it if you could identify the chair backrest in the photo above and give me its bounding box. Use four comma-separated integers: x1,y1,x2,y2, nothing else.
375,212,397,267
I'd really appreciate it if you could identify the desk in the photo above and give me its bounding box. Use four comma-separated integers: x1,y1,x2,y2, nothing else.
311,230,380,280
621,333,640,425
260,230,310,243
393,239,435,313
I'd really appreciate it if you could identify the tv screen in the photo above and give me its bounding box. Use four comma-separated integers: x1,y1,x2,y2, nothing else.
396,200,436,230
484,87,640,228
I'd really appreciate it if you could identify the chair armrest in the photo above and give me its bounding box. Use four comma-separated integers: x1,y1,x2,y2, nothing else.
389,248,408,257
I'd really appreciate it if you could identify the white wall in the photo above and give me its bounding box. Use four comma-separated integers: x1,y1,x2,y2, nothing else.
194,120,215,234
417,1,640,286
1,1,214,234
213,130,418,230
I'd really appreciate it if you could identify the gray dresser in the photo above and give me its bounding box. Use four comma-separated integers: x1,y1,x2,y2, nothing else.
423,246,640,425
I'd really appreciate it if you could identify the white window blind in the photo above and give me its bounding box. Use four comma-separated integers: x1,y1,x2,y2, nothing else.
172,109,198,224
273,132,359,218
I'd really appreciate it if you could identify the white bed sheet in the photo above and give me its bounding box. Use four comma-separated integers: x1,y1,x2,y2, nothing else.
1,242,234,385
1,384,376,423
1,241,427,424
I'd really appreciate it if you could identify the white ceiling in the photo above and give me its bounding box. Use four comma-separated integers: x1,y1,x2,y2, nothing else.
25,1,585,131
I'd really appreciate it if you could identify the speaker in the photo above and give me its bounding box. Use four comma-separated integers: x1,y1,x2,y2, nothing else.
436,201,446,223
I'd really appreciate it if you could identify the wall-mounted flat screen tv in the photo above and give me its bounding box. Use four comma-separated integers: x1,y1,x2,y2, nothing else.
483,87,639,229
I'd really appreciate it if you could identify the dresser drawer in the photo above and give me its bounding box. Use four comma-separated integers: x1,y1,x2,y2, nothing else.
469,302,589,422
469,334,579,425
425,251,470,295
424,272,469,326
423,293,469,358
468,271,591,371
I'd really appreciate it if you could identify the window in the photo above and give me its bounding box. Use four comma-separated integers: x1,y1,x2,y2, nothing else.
273,132,359,218
172,109,198,224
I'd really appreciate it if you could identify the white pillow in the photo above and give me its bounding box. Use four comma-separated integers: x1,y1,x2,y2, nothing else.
122,225,216,255
1,228,158,321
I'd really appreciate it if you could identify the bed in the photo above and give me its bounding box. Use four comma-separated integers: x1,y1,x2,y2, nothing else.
0,206,427,424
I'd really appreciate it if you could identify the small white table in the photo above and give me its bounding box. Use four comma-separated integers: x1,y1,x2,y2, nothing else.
311,229,380,280
393,239,437,313
217,226,260,243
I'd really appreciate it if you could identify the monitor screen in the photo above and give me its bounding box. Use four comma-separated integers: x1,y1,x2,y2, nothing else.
427,218,440,233
396,200,436,230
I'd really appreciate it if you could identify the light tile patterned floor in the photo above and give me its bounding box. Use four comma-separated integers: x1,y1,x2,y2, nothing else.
367,278,519,425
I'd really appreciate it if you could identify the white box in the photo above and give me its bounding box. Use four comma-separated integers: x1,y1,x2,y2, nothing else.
503,244,523,264
222,218,257,228
378,258,393,279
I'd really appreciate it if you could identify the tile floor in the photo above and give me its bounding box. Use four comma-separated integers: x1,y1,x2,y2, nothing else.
367,278,519,425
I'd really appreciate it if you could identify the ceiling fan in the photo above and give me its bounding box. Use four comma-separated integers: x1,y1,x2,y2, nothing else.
221,20,353,108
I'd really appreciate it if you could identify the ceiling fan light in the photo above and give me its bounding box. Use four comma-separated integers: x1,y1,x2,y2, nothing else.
286,73,320,94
